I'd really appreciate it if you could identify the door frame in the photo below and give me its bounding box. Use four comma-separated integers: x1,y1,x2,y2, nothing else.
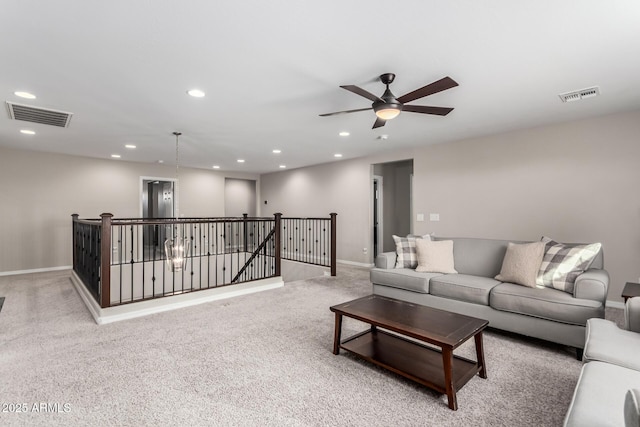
140,176,177,218
373,175,384,257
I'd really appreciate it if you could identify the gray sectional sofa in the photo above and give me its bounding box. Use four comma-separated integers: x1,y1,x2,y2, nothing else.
564,297,640,426
370,236,609,355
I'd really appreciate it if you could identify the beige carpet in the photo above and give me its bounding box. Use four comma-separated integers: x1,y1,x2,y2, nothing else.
0,266,623,426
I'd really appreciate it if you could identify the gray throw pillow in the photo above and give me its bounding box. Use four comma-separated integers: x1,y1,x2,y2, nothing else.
536,236,602,293
393,234,431,269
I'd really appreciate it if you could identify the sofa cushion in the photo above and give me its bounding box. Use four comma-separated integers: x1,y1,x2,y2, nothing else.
583,318,640,371
370,268,442,294
415,239,457,274
495,241,545,288
491,283,602,325
429,274,500,305
564,361,640,427
432,237,516,277
537,237,602,293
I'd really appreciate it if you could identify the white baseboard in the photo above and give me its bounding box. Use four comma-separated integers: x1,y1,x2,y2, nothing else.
0,265,71,277
336,259,374,268
606,300,625,310
71,271,284,325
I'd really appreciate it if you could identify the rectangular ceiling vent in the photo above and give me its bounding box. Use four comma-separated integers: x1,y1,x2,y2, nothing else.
6,101,73,128
558,86,600,103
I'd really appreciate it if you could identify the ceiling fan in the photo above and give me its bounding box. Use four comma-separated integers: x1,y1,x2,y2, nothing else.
320,73,458,129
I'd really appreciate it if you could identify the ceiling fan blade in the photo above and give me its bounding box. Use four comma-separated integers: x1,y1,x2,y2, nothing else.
372,117,386,129
402,105,454,116
319,107,372,117
397,76,458,104
340,85,383,102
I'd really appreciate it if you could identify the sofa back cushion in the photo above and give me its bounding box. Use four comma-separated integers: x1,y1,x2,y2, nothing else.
432,236,604,277
433,237,514,277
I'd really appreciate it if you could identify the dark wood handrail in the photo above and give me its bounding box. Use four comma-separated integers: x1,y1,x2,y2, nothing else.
72,212,337,308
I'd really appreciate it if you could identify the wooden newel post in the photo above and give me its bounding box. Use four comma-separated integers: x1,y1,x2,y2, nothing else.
71,214,79,271
330,212,337,276
100,213,113,308
274,212,282,277
242,213,248,252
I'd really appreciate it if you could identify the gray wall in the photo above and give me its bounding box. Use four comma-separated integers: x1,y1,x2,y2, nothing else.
261,109,640,303
224,178,257,217
4,109,640,303
0,147,258,273
261,158,375,264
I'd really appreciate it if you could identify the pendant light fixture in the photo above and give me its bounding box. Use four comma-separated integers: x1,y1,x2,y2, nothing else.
164,131,190,272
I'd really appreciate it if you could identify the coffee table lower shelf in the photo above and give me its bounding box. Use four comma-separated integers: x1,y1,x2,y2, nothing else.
340,329,481,396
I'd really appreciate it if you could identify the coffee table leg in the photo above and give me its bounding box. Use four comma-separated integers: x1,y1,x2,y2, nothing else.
474,332,487,379
442,347,457,410
333,313,343,355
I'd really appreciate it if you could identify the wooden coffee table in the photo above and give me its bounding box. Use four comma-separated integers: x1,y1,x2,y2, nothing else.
330,295,488,410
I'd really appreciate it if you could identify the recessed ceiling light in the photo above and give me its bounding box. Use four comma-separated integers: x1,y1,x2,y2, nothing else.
339,131,350,137
15,91,36,99
213,165,220,169
334,153,343,158
187,89,205,98
20,129,35,135
111,154,121,158
237,159,245,163
272,149,281,154
125,144,136,149
279,165,286,169
158,160,164,164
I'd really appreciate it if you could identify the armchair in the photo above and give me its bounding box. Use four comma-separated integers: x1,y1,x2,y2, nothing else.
564,297,640,427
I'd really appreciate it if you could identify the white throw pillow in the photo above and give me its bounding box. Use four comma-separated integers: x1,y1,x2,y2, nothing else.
495,242,545,288
415,239,457,274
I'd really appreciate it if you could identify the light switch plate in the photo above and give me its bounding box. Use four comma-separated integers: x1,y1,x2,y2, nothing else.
429,213,440,221
417,213,424,222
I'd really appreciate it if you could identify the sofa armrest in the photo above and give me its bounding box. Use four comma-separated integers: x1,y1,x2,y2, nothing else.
625,297,640,333
375,252,396,269
573,269,609,303
625,389,640,427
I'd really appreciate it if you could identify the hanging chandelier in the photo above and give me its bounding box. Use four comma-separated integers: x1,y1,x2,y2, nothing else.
164,131,190,272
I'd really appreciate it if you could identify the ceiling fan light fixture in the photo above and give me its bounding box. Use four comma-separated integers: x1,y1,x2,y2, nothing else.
374,107,401,120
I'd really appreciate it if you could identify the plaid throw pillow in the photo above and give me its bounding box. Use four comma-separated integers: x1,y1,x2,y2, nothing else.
536,237,602,293
393,234,431,269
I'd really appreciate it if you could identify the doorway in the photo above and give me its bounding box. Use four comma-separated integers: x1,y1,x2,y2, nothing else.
372,160,414,255
141,177,176,256
373,175,383,257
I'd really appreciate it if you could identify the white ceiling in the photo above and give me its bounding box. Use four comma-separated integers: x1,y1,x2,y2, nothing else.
2,1,640,174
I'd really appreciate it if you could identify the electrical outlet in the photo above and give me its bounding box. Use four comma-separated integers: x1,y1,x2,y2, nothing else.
363,248,368,254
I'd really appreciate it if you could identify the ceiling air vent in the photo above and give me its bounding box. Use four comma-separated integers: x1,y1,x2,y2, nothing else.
558,86,600,103
6,101,73,128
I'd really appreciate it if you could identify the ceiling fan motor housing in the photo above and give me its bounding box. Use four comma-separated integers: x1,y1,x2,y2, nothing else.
373,87,403,115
